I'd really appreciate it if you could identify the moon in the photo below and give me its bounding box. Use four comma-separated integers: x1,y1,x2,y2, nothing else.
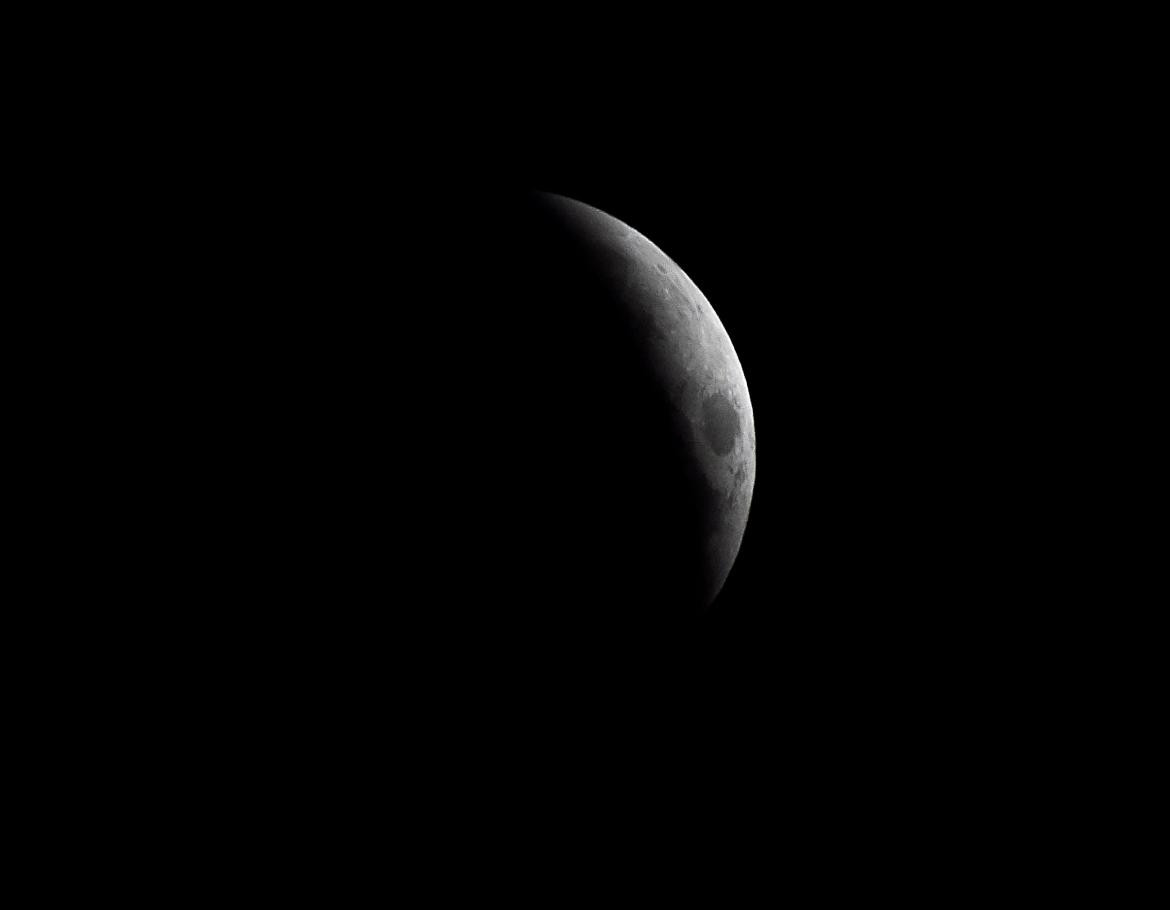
535,193,756,612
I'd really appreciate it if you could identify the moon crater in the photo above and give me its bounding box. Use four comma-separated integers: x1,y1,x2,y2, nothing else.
701,392,741,455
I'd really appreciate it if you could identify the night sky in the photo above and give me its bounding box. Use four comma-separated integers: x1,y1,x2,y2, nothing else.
189,116,1042,755
94,22,1105,878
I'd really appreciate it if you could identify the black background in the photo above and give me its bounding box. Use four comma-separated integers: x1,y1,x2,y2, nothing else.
73,24,1120,875
173,129,1062,868
165,80,1039,747
22,10,1149,892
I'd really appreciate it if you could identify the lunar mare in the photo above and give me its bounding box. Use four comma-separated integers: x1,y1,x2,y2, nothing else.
540,194,756,608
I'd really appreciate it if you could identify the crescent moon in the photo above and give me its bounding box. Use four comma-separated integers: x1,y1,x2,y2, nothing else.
541,194,756,609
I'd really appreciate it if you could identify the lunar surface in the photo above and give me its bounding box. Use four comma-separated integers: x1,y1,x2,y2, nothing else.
536,194,756,610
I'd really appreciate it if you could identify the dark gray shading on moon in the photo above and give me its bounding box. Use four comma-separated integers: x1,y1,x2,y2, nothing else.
702,392,741,456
